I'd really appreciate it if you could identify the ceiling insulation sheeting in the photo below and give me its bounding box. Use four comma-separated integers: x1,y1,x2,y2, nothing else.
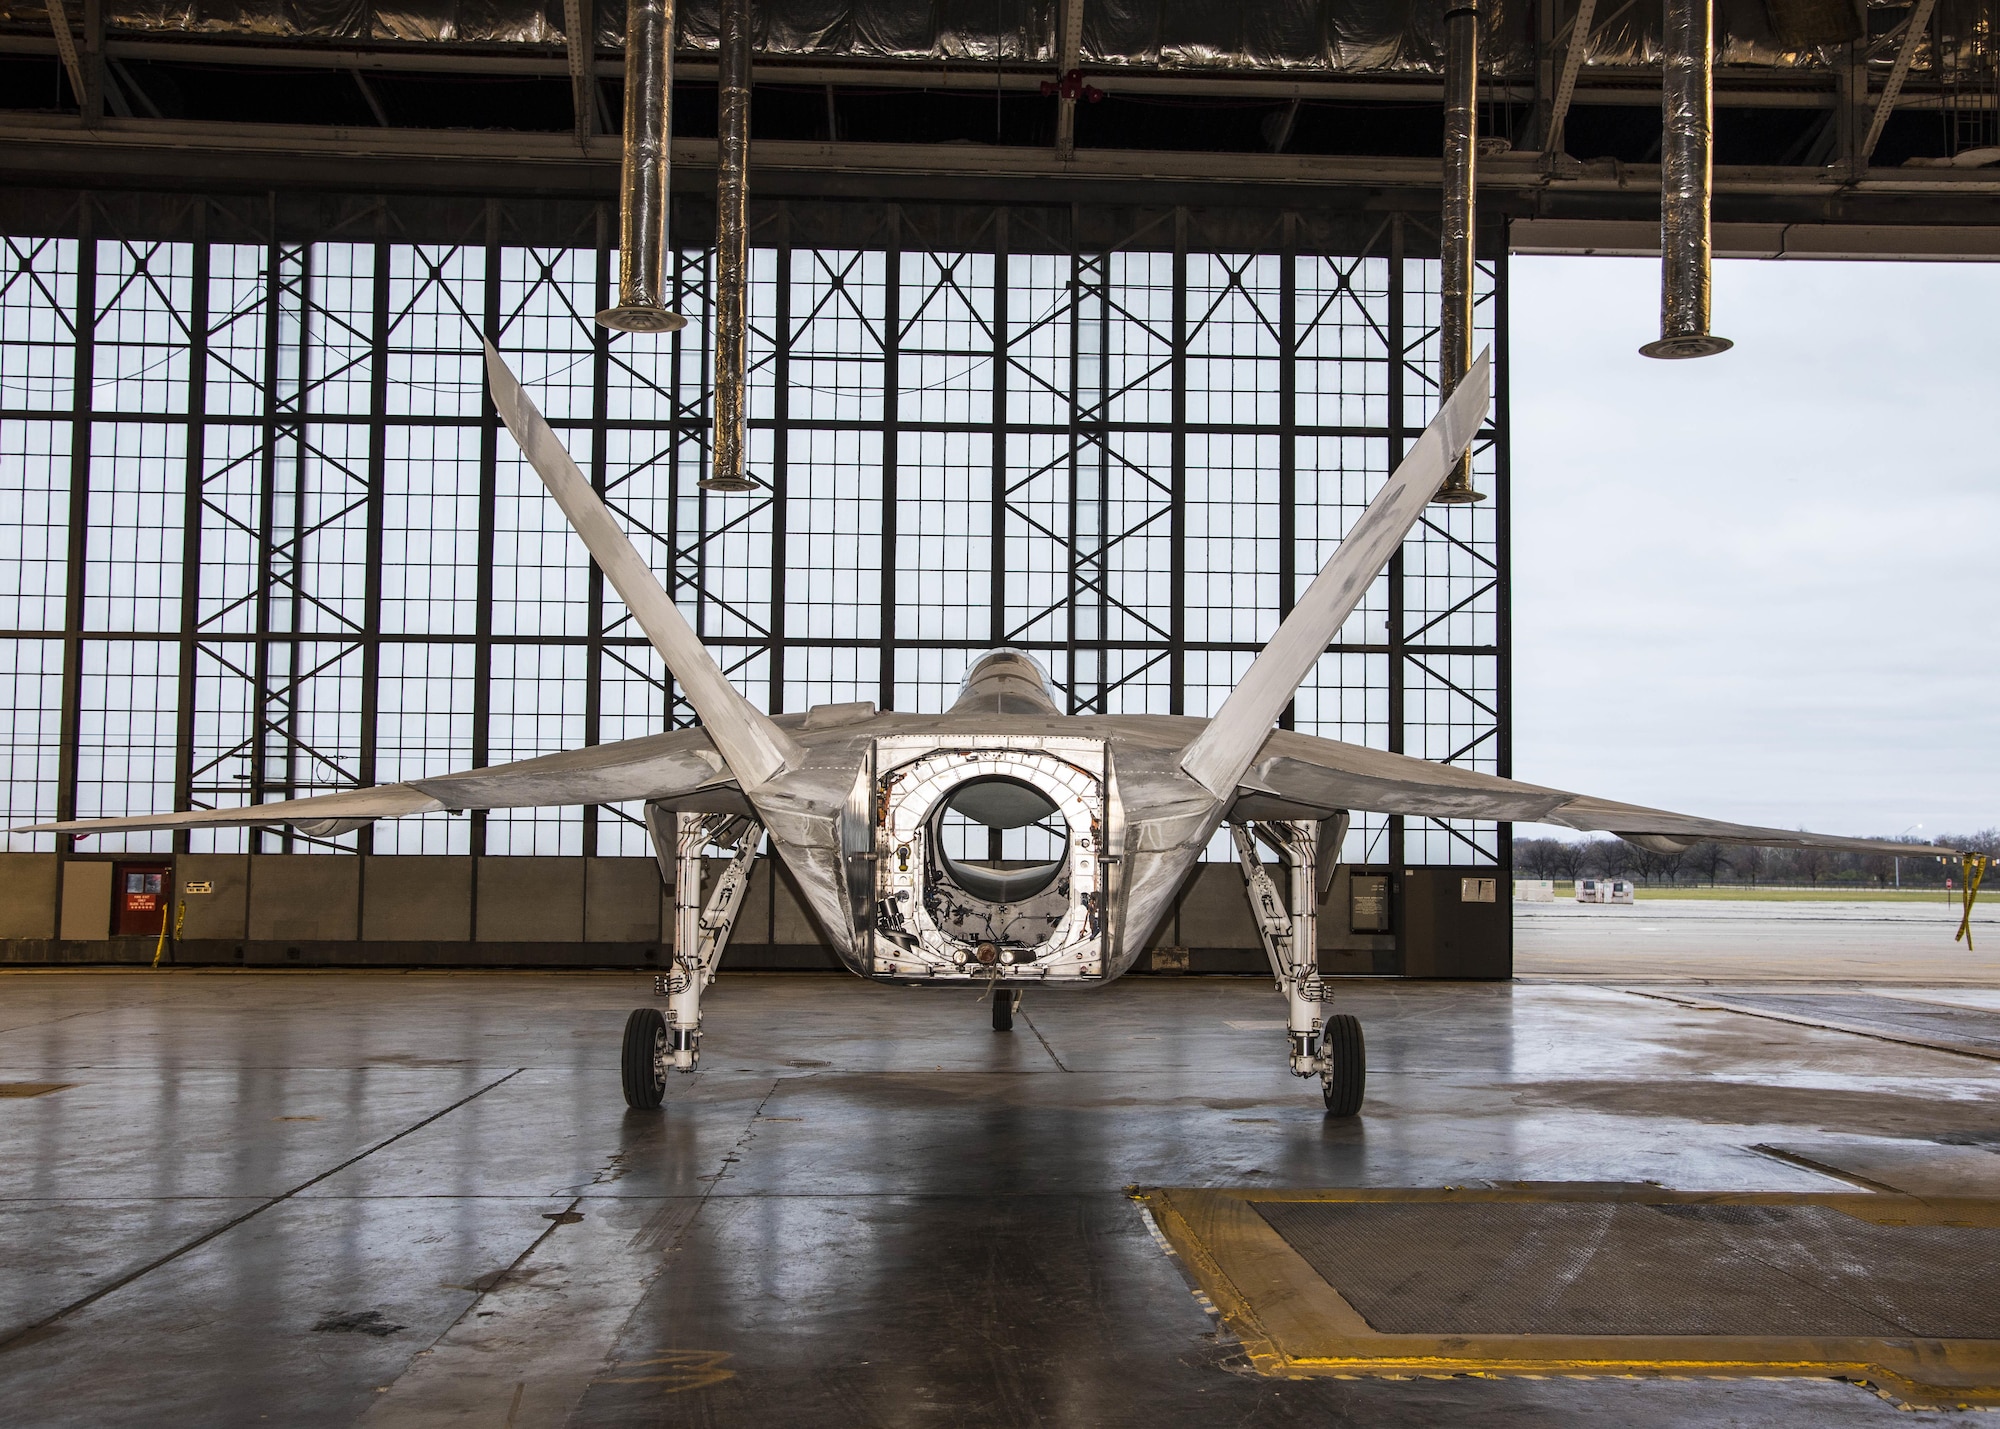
4,0,1986,77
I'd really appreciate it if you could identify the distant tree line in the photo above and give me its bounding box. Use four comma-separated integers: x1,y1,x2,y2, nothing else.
1510,830,2000,888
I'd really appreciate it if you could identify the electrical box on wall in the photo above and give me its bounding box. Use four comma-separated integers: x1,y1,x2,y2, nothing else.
1349,875,1391,933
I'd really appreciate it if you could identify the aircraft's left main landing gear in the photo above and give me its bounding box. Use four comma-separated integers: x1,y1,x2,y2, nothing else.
622,808,763,1110
1230,814,1366,1117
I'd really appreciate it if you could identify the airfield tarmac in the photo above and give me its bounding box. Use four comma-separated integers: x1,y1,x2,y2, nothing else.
4,901,2000,1427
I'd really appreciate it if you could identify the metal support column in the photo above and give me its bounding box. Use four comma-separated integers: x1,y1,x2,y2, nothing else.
878,206,901,712
1276,211,1298,729
988,209,1008,656
171,208,209,850
1385,214,1406,868
54,204,96,857
470,208,501,855
1053,0,1086,160
356,230,389,855
248,232,282,850
1167,207,1187,718
583,212,613,854
563,0,595,147
767,210,792,713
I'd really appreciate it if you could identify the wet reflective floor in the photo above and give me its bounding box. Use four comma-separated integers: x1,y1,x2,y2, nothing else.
4,968,2000,1426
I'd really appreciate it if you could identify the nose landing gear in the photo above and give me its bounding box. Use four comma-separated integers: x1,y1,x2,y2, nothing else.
991,989,1019,1032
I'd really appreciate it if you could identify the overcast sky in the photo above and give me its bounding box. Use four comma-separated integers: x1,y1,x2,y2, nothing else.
1508,256,2000,842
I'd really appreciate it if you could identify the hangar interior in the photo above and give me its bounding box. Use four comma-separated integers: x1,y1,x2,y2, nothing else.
6,0,2000,972
4,0,2000,1426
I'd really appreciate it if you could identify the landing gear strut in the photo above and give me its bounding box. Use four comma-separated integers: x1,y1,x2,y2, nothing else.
1230,814,1366,1116
622,807,763,1110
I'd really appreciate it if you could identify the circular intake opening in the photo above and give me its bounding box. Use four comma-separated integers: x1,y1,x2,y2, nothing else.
931,776,1069,904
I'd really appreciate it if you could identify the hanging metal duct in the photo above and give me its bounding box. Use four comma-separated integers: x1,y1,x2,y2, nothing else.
702,0,758,491
1640,0,1731,359
597,0,686,333
1433,2,1485,505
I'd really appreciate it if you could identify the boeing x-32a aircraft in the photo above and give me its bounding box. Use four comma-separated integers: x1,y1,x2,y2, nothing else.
25,345,1946,1116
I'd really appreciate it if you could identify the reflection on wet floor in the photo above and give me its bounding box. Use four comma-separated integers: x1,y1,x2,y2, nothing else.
1,967,1997,1427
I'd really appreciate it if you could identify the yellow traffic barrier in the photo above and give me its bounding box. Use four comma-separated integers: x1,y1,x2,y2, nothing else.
1957,853,1988,951
151,898,186,969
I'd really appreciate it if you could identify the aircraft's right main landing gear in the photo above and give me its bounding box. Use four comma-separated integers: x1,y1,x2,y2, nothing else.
622,1007,669,1109
1319,1012,1365,1116
1230,815,1366,1117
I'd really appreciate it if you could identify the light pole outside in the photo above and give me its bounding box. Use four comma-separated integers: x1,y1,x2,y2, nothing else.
1895,823,1922,889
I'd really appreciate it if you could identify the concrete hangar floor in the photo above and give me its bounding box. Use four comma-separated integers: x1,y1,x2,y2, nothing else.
5,902,2000,1427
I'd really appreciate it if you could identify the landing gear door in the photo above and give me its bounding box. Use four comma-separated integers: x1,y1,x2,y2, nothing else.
841,742,876,949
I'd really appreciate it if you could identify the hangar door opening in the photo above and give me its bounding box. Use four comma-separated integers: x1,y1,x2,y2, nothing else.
0,196,1508,959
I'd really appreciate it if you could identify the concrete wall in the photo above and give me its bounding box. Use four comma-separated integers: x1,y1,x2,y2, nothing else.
0,853,1510,978
249,857,360,943
0,854,58,939
362,857,471,942
59,861,112,941
178,855,249,940
586,858,660,943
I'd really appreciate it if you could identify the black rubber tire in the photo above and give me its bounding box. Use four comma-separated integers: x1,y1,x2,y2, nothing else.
991,991,1015,1032
622,1007,669,1110
1319,1013,1365,1117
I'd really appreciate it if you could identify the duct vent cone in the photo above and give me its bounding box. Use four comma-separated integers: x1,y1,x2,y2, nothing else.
596,305,686,333
1640,333,1734,359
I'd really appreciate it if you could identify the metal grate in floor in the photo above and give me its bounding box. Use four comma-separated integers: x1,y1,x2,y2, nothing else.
1709,994,2000,1053
1254,1199,2000,1338
1142,1185,2000,1407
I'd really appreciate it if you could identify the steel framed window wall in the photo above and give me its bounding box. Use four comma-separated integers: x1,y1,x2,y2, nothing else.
0,197,1508,867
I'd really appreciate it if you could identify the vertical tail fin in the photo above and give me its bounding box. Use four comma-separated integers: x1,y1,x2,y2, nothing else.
485,343,800,789
1178,349,1492,798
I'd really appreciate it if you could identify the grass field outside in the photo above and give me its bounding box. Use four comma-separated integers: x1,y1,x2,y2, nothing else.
1531,882,1969,904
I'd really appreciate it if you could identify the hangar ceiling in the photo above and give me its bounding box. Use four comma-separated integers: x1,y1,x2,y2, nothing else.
1,0,1998,242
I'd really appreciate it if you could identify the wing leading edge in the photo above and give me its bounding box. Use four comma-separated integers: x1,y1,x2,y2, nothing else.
15,727,738,837
1236,730,1955,857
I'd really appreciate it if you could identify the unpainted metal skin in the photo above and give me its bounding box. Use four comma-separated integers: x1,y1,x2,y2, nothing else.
25,345,1952,1116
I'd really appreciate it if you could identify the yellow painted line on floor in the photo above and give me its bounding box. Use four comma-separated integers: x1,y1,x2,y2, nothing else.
1139,1185,2000,1411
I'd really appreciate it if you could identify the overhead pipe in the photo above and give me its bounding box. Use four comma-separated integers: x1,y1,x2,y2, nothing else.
702,0,758,491
1433,1,1485,504
1640,0,1732,358
597,0,686,332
